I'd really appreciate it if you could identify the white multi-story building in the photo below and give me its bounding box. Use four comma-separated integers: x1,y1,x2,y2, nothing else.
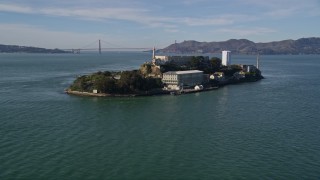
222,50,231,66
162,70,204,90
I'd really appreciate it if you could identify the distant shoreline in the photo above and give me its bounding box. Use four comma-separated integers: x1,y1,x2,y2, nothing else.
0,44,69,54
159,37,320,55
2,37,320,55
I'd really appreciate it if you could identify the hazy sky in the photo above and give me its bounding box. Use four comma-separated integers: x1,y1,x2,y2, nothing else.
0,0,319,49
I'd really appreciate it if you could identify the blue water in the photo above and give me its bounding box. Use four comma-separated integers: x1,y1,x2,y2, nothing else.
0,53,320,179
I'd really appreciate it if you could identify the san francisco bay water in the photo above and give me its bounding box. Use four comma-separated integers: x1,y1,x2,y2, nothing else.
0,52,320,179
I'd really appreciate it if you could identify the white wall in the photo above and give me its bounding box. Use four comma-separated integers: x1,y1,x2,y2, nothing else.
222,51,231,66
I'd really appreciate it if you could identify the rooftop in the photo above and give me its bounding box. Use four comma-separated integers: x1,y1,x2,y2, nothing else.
164,70,203,75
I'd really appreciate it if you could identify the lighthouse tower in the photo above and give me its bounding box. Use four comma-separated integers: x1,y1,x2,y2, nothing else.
152,47,156,60
152,47,156,64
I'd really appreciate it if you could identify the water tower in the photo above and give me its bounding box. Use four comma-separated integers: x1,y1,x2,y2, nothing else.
222,50,231,66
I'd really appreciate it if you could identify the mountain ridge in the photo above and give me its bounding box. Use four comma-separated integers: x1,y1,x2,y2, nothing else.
159,37,320,55
0,44,68,53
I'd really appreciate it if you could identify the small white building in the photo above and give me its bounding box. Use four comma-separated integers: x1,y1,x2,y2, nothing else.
222,50,231,66
241,65,257,73
162,70,204,90
194,85,204,90
210,72,225,81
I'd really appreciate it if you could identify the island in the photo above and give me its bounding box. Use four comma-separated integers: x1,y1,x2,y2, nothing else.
66,50,263,97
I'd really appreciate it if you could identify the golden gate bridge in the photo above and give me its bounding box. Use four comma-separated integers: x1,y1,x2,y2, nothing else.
62,39,154,54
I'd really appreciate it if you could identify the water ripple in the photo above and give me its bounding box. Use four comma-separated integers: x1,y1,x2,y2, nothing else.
1,54,320,179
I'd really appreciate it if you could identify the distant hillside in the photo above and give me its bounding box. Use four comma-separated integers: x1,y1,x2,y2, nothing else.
159,37,320,55
0,44,68,53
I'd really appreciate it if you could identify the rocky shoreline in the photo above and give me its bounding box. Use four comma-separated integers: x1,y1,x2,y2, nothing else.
64,81,253,98
65,89,170,97
65,88,214,97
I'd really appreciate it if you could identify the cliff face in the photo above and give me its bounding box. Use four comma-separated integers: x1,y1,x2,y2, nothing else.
159,37,320,55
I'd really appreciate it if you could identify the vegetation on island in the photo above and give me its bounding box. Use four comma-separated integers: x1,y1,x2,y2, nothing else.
158,56,222,74
69,70,163,94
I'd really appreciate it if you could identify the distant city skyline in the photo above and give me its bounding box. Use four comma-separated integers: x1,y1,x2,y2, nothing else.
0,0,319,49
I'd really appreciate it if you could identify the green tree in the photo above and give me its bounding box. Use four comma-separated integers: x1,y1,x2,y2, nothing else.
103,71,112,77
70,75,93,91
104,78,117,93
210,57,222,71
189,56,201,68
94,75,109,93
142,77,163,90
160,63,181,73
118,70,144,93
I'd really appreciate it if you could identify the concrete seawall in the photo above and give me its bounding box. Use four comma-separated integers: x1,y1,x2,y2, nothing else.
65,87,220,97
65,90,138,97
